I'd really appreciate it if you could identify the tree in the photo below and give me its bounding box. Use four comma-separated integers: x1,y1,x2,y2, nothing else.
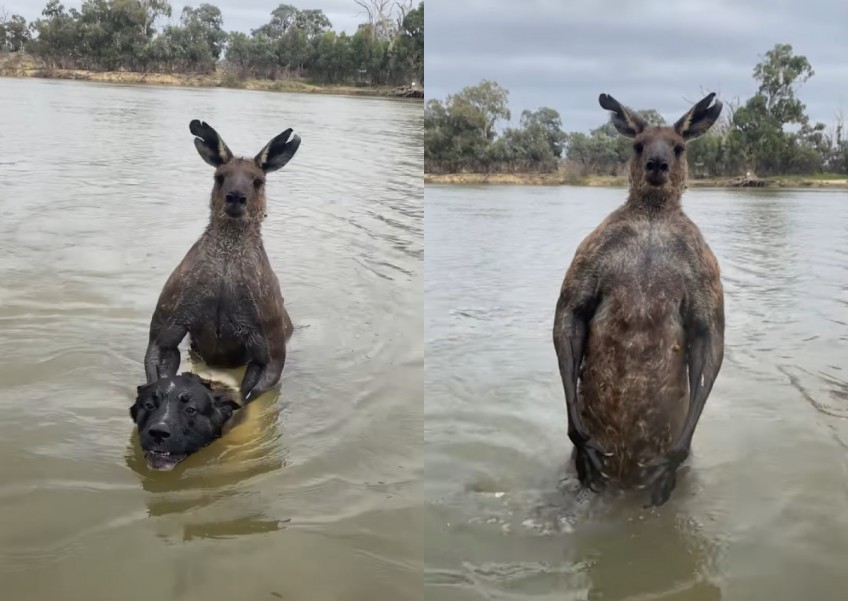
448,80,510,141
295,9,331,40
354,0,400,40
520,107,567,158
251,4,298,39
22,0,423,87
0,14,30,51
425,83,564,174
396,1,422,83
179,3,226,70
753,43,814,126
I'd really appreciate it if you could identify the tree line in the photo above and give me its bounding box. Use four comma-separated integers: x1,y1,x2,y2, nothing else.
0,0,423,87
425,44,848,178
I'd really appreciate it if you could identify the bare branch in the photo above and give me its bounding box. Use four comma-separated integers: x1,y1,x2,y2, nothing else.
393,0,412,30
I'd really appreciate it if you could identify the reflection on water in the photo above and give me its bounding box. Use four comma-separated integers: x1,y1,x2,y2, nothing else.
0,78,422,600
425,184,848,600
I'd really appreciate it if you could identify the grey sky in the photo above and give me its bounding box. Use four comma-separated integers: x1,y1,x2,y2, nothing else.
6,0,366,35
425,0,848,133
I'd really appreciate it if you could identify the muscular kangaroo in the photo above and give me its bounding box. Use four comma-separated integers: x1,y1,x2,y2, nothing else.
553,93,725,506
144,120,301,405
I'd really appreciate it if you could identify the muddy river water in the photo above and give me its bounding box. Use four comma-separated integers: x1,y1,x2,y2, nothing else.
3,75,848,601
0,78,423,600
425,184,848,600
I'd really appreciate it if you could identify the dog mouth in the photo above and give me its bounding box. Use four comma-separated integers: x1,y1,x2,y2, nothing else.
143,450,188,471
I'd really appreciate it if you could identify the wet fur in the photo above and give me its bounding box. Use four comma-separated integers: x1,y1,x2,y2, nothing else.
553,93,725,504
144,121,300,404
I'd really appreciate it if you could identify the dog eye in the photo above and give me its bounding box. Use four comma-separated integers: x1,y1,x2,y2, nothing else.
185,406,197,416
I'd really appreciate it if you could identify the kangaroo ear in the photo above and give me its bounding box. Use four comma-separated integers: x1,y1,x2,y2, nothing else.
598,93,647,138
190,119,233,167
254,128,301,173
674,93,723,140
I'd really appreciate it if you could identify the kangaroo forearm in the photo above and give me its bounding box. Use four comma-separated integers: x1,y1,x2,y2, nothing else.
144,341,181,383
241,355,285,404
675,332,723,450
555,311,590,438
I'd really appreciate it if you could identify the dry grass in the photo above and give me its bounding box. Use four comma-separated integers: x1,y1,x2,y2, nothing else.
423,171,628,187
425,170,848,189
0,53,421,100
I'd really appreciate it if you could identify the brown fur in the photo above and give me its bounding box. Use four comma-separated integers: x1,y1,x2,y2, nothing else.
553,93,725,505
144,121,301,404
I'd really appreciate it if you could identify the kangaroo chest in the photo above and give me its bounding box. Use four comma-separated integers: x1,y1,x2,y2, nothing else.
184,259,265,353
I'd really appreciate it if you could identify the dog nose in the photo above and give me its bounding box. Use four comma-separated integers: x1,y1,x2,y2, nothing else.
225,191,247,205
148,425,171,442
646,158,669,173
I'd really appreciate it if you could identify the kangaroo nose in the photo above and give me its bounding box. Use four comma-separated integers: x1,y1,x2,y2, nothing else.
225,191,247,205
147,425,171,442
646,158,669,173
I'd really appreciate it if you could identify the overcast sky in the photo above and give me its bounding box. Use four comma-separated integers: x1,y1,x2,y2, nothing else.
6,0,366,35
425,0,848,133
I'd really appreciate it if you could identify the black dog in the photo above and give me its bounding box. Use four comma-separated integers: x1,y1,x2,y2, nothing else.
130,373,240,471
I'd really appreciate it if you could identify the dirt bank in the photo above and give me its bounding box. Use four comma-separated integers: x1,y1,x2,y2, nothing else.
424,171,848,189
0,53,423,100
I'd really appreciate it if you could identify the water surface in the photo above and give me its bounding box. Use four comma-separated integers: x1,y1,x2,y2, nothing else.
425,184,848,600
0,78,423,600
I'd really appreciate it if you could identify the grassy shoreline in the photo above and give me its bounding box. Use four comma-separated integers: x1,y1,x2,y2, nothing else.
0,53,423,100
424,171,848,189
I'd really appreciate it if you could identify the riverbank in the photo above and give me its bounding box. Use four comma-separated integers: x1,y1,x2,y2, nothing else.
424,171,848,189
0,53,423,100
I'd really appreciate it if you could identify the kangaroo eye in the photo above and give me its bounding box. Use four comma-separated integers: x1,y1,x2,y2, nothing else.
634,142,644,154
185,406,197,416
674,145,685,157
144,401,155,411
253,178,264,189
214,174,224,186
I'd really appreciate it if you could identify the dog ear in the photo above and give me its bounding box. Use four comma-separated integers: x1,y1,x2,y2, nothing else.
132,383,152,421
213,394,241,421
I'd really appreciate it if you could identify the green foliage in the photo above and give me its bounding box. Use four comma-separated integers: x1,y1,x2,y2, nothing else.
425,43,847,177
426,80,527,173
396,2,423,83
19,0,423,85
0,14,32,51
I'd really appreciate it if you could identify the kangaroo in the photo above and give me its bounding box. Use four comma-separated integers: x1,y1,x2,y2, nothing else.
144,120,301,405
553,93,725,506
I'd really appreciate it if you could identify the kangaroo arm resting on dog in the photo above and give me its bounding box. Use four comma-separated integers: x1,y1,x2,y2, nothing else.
143,236,294,404
143,265,292,404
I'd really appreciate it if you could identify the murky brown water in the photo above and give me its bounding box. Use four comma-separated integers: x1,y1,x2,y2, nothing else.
0,78,422,600
425,184,848,600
